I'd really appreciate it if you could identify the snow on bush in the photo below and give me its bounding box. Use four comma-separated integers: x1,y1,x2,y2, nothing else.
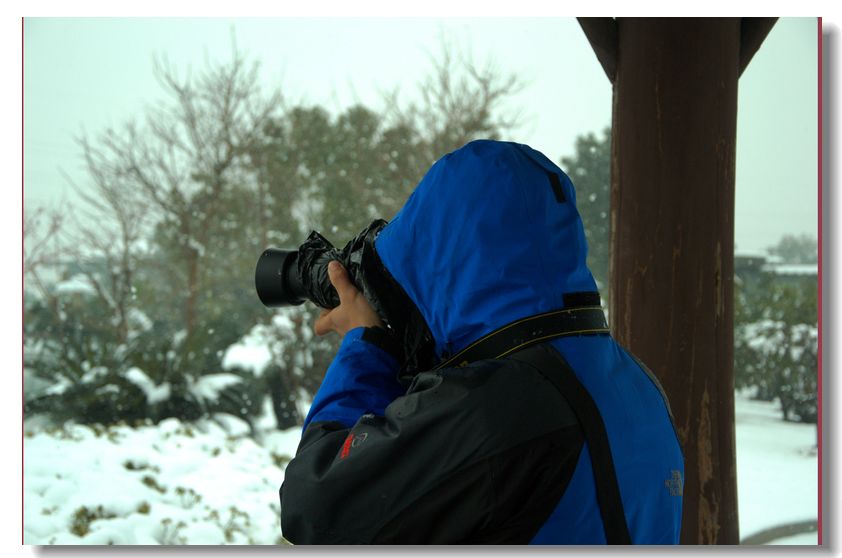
735,319,818,423
54,274,97,296
124,368,171,405
222,313,298,377
187,374,244,404
24,402,301,545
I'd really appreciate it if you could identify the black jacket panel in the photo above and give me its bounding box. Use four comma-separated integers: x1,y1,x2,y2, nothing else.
280,357,584,544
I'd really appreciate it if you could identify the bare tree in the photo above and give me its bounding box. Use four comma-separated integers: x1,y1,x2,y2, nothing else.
23,206,65,310
86,47,282,338
61,134,151,344
384,38,526,164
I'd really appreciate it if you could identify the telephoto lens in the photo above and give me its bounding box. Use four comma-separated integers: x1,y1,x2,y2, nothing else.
254,219,439,376
255,221,387,312
254,248,307,308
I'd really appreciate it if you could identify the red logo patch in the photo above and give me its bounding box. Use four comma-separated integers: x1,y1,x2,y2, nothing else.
339,432,369,460
340,433,354,459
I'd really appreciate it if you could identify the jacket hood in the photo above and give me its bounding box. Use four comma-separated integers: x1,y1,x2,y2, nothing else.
374,140,597,360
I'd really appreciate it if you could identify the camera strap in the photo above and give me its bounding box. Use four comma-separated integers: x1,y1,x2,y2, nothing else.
433,305,609,370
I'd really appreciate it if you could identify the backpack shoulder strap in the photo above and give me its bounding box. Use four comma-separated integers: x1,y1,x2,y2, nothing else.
508,343,632,545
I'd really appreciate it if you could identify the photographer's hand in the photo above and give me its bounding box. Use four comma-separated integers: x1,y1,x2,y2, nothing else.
314,261,384,337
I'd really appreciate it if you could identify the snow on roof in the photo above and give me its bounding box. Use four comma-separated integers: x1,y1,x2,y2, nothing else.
735,250,769,260
763,263,818,276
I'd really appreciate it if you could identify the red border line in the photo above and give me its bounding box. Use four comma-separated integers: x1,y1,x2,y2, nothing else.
816,15,823,548
20,15,25,547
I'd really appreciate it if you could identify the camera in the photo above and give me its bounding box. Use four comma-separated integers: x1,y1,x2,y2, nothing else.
254,219,438,379
254,220,385,311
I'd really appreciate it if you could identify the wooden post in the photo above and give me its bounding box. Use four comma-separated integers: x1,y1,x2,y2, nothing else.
578,15,776,545
609,18,741,544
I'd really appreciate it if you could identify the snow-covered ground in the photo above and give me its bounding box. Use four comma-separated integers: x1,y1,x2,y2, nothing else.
23,399,300,545
734,391,818,544
23,392,818,545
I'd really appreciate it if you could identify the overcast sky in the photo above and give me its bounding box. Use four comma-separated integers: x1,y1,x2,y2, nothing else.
23,17,818,254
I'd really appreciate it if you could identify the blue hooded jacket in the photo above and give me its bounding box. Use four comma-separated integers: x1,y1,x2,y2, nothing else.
292,140,684,544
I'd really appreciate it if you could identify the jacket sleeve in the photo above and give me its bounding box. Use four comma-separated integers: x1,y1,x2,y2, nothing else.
279,352,585,544
301,326,406,430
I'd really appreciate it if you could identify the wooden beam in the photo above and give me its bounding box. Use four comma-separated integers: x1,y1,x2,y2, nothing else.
739,18,778,76
578,17,619,83
609,18,741,544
